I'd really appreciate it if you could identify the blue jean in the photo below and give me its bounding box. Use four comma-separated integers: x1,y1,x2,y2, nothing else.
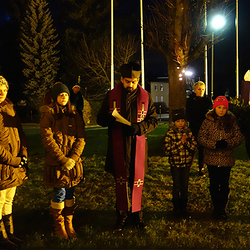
170,165,190,200
53,187,74,203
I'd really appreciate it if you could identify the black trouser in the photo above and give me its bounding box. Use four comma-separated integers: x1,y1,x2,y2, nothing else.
207,165,231,212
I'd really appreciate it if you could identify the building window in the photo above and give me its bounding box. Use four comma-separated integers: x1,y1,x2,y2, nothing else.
155,84,157,91
160,96,163,102
160,85,163,91
155,96,158,102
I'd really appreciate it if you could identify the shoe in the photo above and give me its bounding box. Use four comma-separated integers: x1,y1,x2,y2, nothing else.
114,211,128,232
220,210,228,220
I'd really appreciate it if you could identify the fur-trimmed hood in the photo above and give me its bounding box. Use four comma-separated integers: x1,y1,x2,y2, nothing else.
206,109,235,122
0,98,15,117
205,110,236,132
39,104,77,115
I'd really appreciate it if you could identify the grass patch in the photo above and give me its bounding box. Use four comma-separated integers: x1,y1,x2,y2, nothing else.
14,122,250,249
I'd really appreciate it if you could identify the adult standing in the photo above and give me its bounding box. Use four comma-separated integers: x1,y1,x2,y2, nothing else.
97,62,158,231
40,83,86,239
186,81,212,176
198,96,242,219
70,84,84,121
0,76,28,249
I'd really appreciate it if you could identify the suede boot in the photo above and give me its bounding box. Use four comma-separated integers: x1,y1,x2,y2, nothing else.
2,214,22,246
0,219,17,249
50,200,68,239
63,198,77,238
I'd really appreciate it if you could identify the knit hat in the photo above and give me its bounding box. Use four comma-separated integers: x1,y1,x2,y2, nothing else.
0,76,9,90
172,108,186,122
51,83,70,102
119,62,141,78
213,96,228,110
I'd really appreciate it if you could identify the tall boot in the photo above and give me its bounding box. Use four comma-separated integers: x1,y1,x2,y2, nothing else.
172,198,181,215
180,198,189,217
0,219,17,249
2,214,22,245
63,198,77,238
50,200,68,239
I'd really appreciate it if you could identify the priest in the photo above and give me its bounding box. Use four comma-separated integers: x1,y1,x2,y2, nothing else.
97,62,158,231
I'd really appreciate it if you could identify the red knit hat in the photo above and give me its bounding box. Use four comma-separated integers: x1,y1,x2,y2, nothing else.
213,96,229,110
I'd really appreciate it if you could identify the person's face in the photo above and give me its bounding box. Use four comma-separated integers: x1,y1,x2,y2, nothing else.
121,77,139,92
72,86,80,94
57,92,69,106
174,119,185,129
215,105,227,117
0,85,8,104
194,85,205,97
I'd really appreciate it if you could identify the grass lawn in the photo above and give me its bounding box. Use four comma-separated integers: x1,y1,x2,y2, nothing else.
13,122,250,249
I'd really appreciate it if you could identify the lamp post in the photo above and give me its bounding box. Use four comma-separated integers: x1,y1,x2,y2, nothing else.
236,0,239,97
211,14,226,99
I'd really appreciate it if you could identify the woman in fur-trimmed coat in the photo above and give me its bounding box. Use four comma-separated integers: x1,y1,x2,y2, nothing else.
0,76,28,249
40,83,86,239
198,96,242,220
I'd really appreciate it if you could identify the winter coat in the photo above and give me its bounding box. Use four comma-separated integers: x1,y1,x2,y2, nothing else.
0,98,28,190
186,93,212,137
40,104,86,188
164,123,197,167
197,110,242,167
97,83,158,176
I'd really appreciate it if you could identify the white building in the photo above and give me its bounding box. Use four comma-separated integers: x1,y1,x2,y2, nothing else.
150,77,169,108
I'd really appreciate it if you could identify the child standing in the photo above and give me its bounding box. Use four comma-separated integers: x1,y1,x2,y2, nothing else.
164,108,197,216
198,96,242,219
40,83,86,239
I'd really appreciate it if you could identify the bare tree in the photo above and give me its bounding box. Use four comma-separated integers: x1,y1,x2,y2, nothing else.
145,0,231,119
72,34,139,100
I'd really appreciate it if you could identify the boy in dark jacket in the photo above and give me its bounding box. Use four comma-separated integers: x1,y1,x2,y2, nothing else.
164,108,197,216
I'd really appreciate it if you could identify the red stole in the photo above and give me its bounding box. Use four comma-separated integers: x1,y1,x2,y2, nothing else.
109,82,148,212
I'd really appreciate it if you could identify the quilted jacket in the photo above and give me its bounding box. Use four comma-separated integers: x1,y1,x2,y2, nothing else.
197,110,242,167
164,123,197,167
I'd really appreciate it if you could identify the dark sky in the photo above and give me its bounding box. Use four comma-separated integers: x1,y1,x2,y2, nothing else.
0,0,250,99
113,0,250,97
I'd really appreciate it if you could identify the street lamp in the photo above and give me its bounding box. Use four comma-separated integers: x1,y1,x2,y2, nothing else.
210,14,226,99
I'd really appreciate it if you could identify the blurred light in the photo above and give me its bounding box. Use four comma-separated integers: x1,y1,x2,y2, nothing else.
185,71,193,77
211,15,226,30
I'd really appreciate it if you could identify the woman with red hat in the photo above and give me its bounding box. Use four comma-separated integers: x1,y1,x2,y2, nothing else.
197,96,242,219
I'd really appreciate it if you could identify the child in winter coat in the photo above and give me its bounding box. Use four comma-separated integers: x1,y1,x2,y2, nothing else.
40,83,86,239
198,96,242,219
164,108,197,216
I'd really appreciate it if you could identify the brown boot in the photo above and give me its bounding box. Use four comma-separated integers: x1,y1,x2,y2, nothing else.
2,214,22,246
50,200,68,239
0,219,17,249
63,198,77,238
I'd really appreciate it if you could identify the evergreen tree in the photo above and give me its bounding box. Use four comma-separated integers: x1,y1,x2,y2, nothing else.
20,0,60,109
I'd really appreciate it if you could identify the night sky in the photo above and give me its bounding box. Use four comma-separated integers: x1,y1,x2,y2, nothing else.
0,0,250,100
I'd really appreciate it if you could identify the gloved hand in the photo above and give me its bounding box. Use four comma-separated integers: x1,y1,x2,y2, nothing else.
216,140,228,149
62,158,75,171
18,156,28,168
124,123,140,136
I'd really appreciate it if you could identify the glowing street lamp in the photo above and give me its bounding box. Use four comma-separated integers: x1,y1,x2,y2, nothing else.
210,14,226,98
